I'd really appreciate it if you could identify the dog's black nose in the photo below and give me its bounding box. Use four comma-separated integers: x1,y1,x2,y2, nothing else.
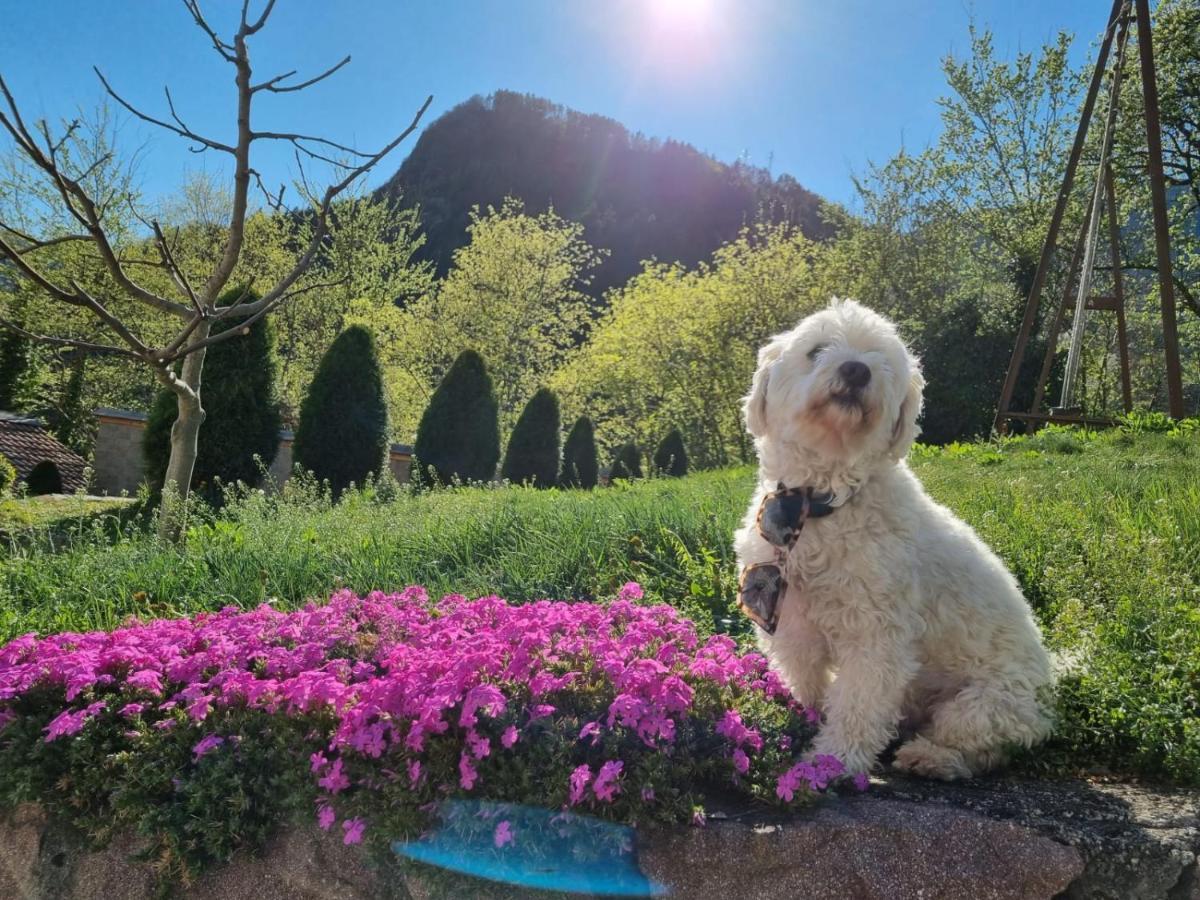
838,360,871,388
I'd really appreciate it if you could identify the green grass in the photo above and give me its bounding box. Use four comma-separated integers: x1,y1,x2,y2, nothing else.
0,495,136,534
0,426,1197,783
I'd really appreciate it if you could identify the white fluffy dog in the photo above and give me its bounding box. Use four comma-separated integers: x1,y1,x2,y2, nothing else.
734,299,1053,779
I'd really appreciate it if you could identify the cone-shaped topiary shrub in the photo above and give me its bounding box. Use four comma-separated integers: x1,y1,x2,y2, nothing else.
0,452,16,495
609,442,642,481
502,388,561,487
653,428,689,477
144,289,281,503
293,325,389,498
560,416,598,489
413,349,500,486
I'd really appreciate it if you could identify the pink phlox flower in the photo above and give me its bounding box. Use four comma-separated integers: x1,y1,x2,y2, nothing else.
715,709,763,751
618,582,644,602
185,693,212,723
809,754,845,789
493,820,514,848
459,683,506,728
641,786,655,802
342,817,366,845
593,760,623,803
528,703,555,721
776,764,803,802
318,758,351,794
853,771,871,792
317,804,335,830
500,725,519,748
732,748,750,775
44,701,106,741
125,668,163,696
458,752,478,790
578,721,602,743
466,730,491,760
407,759,422,786
192,734,225,761
310,751,329,773
568,764,592,806
118,702,146,718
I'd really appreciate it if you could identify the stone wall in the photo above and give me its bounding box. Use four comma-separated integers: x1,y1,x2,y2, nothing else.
91,409,411,496
1,776,1196,900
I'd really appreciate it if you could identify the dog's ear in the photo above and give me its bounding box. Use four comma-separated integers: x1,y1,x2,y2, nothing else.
743,337,786,437
888,359,925,459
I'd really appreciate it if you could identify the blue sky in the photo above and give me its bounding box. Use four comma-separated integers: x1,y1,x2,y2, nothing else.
1,1,1107,210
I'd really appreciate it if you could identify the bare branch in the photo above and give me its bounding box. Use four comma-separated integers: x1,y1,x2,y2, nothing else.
249,169,286,211
217,93,433,323
243,0,276,35
0,317,143,361
0,222,91,255
253,55,350,94
182,0,236,61
93,68,235,154
151,221,204,314
166,276,346,361
250,130,373,158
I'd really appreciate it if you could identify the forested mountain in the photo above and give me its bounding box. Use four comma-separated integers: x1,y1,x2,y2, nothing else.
378,91,834,295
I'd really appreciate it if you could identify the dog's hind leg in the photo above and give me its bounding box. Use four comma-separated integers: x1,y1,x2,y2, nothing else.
893,679,1050,779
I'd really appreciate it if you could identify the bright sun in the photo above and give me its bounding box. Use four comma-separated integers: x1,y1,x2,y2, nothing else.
647,0,718,30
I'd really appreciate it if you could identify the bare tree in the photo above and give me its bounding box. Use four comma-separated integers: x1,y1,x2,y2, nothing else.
0,0,430,538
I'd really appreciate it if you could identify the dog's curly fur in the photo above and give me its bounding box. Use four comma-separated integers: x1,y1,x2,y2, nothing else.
734,299,1053,779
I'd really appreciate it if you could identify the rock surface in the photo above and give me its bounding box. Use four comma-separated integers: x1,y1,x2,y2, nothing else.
0,775,1196,900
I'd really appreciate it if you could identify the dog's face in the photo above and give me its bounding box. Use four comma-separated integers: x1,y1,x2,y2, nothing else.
743,299,924,465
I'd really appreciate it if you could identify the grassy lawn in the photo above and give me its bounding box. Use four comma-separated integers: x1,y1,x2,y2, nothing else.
0,495,136,535
0,426,1197,783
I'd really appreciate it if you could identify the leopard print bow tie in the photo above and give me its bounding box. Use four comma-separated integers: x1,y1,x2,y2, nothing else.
738,484,838,635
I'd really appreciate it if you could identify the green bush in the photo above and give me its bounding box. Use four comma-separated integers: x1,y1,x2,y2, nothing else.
609,443,642,481
413,349,500,486
0,452,16,495
653,429,689,477
293,325,388,498
144,292,281,502
501,388,560,487
560,416,598,489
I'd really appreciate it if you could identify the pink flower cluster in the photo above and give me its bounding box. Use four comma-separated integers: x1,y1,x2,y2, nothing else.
0,586,855,843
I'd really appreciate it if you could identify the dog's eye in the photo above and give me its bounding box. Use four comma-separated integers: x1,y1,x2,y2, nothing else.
807,343,828,361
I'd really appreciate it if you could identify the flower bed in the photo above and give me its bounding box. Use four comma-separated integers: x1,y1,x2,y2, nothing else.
0,584,855,881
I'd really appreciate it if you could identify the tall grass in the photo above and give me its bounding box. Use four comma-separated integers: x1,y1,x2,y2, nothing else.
1,427,1197,781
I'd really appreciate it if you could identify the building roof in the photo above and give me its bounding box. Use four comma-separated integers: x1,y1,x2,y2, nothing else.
0,414,88,492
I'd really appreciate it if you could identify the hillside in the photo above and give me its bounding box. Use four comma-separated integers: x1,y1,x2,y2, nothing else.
378,91,834,295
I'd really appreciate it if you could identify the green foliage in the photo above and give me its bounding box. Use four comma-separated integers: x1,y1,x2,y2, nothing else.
555,224,827,466
360,199,604,437
609,443,642,481
560,416,598,489
293,325,388,498
144,292,281,502
0,452,16,495
501,387,560,487
0,327,30,411
53,355,93,456
413,349,500,486
653,429,689,477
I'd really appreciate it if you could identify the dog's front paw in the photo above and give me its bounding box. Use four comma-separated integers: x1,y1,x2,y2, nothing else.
810,734,878,776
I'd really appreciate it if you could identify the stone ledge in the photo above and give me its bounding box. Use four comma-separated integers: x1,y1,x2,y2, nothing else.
1,776,1196,900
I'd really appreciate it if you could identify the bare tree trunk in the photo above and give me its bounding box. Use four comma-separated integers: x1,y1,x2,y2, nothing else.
157,320,211,541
